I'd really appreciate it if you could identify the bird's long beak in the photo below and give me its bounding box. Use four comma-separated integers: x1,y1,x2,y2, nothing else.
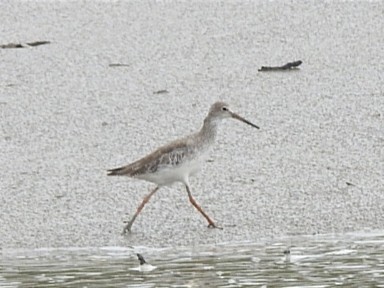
230,112,260,129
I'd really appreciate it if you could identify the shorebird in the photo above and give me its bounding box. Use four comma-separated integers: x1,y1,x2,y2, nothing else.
108,101,259,234
283,249,291,263
131,253,157,272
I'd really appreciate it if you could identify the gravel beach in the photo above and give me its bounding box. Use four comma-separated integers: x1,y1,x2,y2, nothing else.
1,1,383,249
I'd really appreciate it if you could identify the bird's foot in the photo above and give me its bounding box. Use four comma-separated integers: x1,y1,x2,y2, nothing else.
121,221,133,235
121,227,131,235
208,223,223,230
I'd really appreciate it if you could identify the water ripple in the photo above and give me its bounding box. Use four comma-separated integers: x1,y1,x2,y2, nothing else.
1,230,384,287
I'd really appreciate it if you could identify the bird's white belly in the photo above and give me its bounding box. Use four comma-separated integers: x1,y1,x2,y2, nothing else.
138,157,204,186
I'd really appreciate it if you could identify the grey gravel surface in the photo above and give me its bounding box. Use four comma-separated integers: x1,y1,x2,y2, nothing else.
1,1,383,249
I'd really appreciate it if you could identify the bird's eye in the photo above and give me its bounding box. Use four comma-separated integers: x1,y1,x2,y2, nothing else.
222,107,228,111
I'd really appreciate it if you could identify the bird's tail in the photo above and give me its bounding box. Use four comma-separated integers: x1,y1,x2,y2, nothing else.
107,166,128,176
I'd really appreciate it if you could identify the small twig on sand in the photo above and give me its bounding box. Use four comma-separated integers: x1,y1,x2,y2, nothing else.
258,60,302,72
26,41,50,47
153,89,168,94
109,63,131,67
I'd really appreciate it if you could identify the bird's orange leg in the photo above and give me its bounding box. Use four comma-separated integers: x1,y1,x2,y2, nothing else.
185,185,222,229
122,186,160,234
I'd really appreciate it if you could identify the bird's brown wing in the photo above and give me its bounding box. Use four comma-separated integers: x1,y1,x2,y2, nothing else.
107,140,191,177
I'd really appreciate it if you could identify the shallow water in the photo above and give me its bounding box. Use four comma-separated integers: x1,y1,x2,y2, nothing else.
1,231,383,287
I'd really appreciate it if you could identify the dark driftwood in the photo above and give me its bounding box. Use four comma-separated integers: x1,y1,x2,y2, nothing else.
258,60,302,72
1,41,50,49
1,43,23,49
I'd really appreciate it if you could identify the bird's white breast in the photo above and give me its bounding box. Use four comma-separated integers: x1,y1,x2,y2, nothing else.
137,150,209,186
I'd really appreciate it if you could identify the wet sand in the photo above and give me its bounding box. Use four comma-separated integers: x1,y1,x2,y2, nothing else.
1,1,383,249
